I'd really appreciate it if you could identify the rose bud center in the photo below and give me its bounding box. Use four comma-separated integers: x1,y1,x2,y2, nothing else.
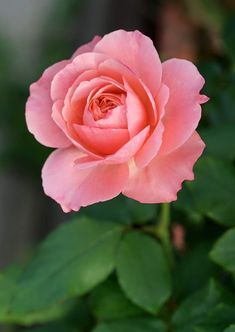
88,86,126,121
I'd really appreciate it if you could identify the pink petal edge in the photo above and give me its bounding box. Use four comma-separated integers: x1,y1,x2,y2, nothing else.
25,60,71,148
159,58,208,155
71,35,101,59
123,131,205,203
42,147,129,212
94,29,162,97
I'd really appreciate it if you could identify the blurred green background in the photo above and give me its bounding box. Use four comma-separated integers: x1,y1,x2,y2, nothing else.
0,0,235,331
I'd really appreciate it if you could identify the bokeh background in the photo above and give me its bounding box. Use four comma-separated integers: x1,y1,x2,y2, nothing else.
0,0,235,313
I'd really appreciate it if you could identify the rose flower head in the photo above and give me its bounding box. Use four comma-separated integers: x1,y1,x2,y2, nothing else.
26,30,208,212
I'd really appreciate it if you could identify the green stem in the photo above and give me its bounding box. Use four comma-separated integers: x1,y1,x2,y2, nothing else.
142,203,175,268
157,203,175,268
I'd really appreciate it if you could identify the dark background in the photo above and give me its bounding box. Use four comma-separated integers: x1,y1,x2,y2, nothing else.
0,0,235,271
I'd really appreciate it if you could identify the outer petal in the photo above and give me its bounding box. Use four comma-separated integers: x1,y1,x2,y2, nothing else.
51,52,109,102
25,60,71,148
94,30,162,96
123,132,205,203
134,121,164,168
52,100,102,159
160,58,208,155
42,147,129,212
134,84,169,168
72,35,101,59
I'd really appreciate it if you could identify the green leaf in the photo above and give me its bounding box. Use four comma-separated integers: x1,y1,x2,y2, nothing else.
0,265,74,325
196,304,235,332
80,196,158,226
80,196,131,224
194,327,220,332
92,317,166,332
25,324,78,332
3,217,123,323
174,327,197,332
25,300,93,332
89,277,143,321
175,306,235,332
200,124,235,162
174,287,235,332
174,242,215,297
224,325,235,332
0,272,19,319
125,198,157,224
172,280,226,330
175,157,235,226
116,232,171,313
210,227,235,273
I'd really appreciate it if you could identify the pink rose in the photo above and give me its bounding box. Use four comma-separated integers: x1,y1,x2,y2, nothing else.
26,30,208,212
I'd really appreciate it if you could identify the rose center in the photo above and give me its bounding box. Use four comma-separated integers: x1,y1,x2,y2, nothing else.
89,92,125,121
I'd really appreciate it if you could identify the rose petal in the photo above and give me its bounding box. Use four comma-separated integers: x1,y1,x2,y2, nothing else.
71,79,127,129
73,124,130,155
91,105,128,129
99,59,158,126
76,125,151,166
63,77,107,124
71,35,101,59
106,125,150,164
123,131,205,203
134,121,164,168
25,60,71,148
51,52,109,102
71,77,108,103
124,80,147,137
42,147,129,212
160,58,207,155
74,155,103,169
52,100,101,158
94,29,162,96
134,84,169,168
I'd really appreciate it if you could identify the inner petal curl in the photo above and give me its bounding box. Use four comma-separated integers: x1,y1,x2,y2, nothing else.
88,85,126,121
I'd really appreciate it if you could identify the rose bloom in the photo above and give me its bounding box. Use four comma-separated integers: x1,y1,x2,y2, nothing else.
26,30,208,212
